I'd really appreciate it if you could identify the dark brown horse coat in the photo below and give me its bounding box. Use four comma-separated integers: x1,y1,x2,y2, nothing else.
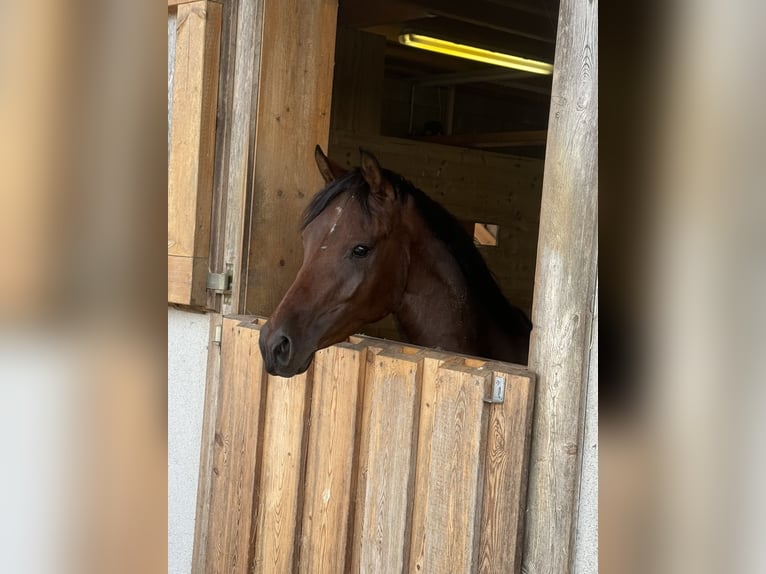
259,146,531,377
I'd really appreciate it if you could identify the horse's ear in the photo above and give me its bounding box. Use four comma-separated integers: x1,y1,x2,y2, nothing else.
359,148,392,201
314,145,346,184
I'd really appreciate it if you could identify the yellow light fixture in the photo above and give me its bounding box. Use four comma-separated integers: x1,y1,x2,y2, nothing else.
398,33,553,75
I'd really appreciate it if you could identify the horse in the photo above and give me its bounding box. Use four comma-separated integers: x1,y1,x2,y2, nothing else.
259,145,532,377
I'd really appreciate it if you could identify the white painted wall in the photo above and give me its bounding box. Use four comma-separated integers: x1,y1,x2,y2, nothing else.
168,308,210,574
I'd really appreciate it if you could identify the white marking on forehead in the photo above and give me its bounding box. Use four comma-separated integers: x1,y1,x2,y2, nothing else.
335,206,343,214
320,245,327,250
329,223,337,234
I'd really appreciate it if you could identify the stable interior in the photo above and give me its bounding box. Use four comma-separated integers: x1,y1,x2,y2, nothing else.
327,0,558,340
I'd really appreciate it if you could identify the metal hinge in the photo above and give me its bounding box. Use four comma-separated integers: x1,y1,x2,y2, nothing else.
212,323,222,345
207,264,233,294
483,375,506,404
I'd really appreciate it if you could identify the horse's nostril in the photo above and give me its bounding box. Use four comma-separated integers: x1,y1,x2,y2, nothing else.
273,335,291,365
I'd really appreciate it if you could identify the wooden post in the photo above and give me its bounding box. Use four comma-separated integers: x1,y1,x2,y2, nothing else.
167,0,222,307
522,0,598,572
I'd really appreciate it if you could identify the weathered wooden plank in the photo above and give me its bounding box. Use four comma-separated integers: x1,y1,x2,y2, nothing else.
206,0,265,314
418,359,492,573
252,362,313,572
299,342,365,573
330,27,386,135
204,318,267,573
478,367,536,573
191,314,223,574
408,353,444,572
168,0,222,304
351,351,422,572
168,254,208,307
168,9,177,158
523,0,599,572
244,0,339,316
169,0,222,6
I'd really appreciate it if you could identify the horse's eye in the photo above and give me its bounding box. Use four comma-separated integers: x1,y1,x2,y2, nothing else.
351,245,370,258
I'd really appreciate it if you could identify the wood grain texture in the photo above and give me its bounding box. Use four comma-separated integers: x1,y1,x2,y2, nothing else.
252,365,313,572
206,0,266,315
194,320,537,573
478,368,536,573
204,318,267,573
191,314,223,574
330,27,386,135
244,0,339,316
168,10,177,159
351,351,422,572
408,353,444,572
299,342,365,573
168,254,208,306
420,359,492,573
168,1,222,303
522,0,598,572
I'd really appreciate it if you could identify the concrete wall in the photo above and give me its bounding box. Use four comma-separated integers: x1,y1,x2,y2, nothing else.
168,308,210,574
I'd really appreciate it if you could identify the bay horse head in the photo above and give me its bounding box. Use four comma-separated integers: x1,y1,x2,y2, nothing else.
259,146,411,377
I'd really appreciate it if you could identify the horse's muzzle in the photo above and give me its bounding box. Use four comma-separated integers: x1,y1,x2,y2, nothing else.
259,324,314,377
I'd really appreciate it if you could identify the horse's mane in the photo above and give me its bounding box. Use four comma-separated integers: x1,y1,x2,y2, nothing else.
302,168,532,337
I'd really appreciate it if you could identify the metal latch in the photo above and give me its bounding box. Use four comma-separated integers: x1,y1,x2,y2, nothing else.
207,264,233,294
483,376,506,404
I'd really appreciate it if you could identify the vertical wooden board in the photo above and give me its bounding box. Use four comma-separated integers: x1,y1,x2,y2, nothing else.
168,0,222,259
168,8,177,159
351,352,422,572
191,314,223,574
420,362,492,573
245,0,339,316
408,354,444,572
299,344,365,573
252,364,313,573
205,319,266,573
523,0,598,572
478,370,536,573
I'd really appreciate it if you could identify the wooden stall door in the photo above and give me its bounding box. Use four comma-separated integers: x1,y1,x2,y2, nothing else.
168,0,222,307
193,317,535,573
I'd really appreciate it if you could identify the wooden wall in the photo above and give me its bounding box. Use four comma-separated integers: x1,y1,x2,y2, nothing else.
194,316,535,573
328,131,543,340
167,0,223,306
242,0,339,316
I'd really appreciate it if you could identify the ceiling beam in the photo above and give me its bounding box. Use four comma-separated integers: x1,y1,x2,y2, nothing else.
413,69,532,87
415,130,548,148
407,0,557,43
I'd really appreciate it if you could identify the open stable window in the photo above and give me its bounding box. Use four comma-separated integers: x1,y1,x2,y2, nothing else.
167,0,222,307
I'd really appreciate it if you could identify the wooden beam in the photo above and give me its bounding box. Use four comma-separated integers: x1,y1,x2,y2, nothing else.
397,17,555,63
168,0,222,6
167,0,222,306
244,0,338,316
413,69,531,87
339,0,426,28
206,0,266,315
416,130,548,149
523,0,598,572
413,0,557,43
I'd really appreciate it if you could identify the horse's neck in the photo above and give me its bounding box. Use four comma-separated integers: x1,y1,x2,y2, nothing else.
393,226,484,355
